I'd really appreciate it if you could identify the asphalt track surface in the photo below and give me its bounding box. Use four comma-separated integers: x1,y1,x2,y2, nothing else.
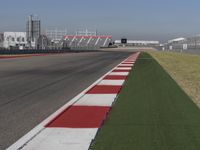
0,51,131,149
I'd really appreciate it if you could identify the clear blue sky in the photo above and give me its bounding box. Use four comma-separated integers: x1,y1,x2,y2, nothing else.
0,0,200,42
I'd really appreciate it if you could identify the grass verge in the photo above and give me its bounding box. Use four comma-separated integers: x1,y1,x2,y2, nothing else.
149,51,200,108
92,52,200,150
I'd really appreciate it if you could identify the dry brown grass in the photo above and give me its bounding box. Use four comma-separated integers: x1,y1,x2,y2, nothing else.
149,51,200,108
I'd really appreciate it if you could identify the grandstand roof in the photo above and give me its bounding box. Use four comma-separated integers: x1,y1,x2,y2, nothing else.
115,40,159,44
168,37,186,43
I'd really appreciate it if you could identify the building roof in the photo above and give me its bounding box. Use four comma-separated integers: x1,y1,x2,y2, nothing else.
168,37,186,43
114,40,159,44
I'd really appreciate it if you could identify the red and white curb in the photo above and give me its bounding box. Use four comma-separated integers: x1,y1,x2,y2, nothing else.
7,52,140,150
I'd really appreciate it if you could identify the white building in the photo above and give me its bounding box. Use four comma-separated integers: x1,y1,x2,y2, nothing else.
3,32,27,49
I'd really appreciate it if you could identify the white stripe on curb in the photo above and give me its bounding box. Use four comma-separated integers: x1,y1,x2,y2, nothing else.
123,61,135,63
115,67,132,70
20,128,98,150
98,80,125,86
109,72,129,76
118,64,134,67
74,94,117,106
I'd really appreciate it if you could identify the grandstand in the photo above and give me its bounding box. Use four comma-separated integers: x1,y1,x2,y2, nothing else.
64,35,112,49
63,29,112,49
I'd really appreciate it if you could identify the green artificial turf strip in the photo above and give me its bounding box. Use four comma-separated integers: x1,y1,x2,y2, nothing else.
92,52,200,150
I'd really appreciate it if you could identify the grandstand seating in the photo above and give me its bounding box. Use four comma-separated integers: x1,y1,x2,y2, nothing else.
64,35,112,48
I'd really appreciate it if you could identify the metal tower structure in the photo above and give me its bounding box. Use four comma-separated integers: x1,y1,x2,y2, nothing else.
26,15,41,48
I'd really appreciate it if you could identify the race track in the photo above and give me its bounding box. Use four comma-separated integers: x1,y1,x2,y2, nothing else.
0,51,131,149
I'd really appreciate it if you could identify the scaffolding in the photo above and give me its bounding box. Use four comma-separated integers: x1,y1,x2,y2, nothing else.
46,29,67,42
76,29,97,36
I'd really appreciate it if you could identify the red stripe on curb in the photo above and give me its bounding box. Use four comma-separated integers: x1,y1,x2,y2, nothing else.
46,106,110,128
87,85,122,94
112,69,130,72
104,75,127,80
